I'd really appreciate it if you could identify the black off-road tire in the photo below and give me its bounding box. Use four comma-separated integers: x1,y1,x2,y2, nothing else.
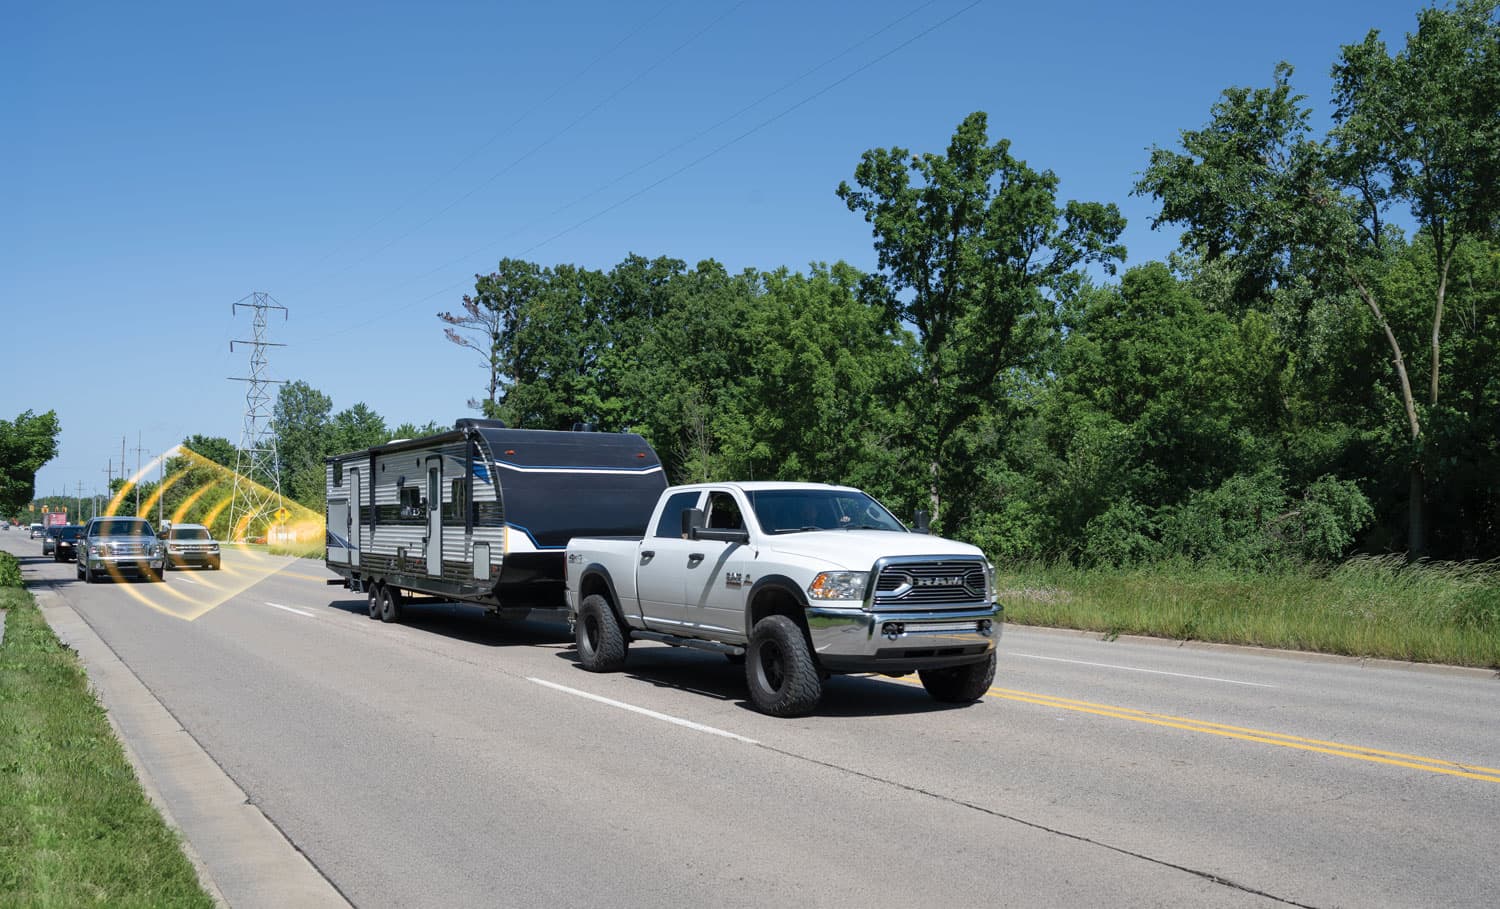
367,583,382,619
379,585,403,623
209,558,221,570
745,615,822,717
575,594,628,671
918,651,997,703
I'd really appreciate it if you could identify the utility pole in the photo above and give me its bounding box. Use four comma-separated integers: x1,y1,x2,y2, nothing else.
157,453,165,527
75,481,84,523
133,431,148,515
103,460,113,515
227,292,288,541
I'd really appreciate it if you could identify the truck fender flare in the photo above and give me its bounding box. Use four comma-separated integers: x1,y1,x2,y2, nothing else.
577,563,631,627
746,575,812,639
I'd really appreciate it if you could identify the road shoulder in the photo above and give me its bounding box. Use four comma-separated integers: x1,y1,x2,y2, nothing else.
32,580,349,909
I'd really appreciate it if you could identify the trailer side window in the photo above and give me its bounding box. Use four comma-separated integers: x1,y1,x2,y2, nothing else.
332,461,343,487
399,486,422,520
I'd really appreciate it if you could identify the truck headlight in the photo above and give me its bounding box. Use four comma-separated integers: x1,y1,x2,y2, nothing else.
808,571,868,600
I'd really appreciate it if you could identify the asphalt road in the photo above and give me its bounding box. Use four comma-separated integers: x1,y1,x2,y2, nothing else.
5,531,1498,908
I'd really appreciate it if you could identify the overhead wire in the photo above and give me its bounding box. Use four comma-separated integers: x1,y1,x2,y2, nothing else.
308,0,977,343
290,0,749,296
283,1,678,286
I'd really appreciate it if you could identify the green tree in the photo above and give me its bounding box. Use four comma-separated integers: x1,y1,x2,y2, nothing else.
498,263,610,430
839,111,1126,528
181,434,236,468
329,403,388,456
447,258,545,416
1137,3,1500,555
737,263,917,502
272,381,333,508
0,410,61,514
389,420,445,440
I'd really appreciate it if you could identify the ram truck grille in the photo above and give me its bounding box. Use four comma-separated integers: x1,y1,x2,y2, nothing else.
872,559,988,609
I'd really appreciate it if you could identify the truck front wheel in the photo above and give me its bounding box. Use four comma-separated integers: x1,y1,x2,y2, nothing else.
746,615,821,717
918,652,996,703
576,594,627,671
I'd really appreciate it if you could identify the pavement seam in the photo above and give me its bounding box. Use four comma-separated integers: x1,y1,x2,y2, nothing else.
26,572,352,909
752,738,1325,908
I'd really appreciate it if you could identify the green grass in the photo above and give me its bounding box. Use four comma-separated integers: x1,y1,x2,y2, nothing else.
222,540,324,560
0,555,214,907
997,556,1500,668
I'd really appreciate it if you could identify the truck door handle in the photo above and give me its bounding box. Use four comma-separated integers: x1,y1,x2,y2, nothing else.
688,553,705,563
640,550,655,561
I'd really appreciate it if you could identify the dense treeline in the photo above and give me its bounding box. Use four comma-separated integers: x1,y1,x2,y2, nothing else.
268,2,1499,568
429,2,1498,566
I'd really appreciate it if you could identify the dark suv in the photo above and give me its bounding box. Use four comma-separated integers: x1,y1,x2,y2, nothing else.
52,525,83,562
78,517,166,583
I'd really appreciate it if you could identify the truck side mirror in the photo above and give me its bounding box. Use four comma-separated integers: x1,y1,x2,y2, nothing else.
912,509,930,534
682,507,706,540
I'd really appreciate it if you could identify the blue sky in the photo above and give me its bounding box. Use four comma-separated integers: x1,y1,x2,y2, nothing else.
5,0,1424,503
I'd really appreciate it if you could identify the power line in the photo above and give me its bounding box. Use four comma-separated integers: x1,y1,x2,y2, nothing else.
290,1,745,296
306,0,981,343
313,0,942,324
284,1,678,286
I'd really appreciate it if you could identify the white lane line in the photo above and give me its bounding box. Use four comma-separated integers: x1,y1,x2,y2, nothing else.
528,677,760,744
1011,652,1277,688
177,577,203,586
263,601,315,618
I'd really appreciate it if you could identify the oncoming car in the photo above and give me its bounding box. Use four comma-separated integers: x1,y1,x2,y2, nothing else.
78,516,166,583
162,523,221,570
52,525,83,562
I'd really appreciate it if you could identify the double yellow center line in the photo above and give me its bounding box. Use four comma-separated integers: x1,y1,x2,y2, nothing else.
986,685,1500,784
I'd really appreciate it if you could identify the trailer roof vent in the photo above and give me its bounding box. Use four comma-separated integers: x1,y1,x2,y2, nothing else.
454,418,508,431
571,422,596,432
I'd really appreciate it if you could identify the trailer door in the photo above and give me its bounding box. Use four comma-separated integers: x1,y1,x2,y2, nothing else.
426,458,442,577
327,498,349,564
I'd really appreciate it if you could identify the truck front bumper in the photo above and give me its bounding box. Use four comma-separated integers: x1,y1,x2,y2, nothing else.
804,603,1001,673
86,554,165,575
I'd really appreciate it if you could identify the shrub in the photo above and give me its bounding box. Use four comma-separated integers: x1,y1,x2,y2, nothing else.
0,551,21,588
1081,499,1160,567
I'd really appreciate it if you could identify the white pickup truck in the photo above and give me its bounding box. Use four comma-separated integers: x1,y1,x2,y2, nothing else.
565,482,1000,716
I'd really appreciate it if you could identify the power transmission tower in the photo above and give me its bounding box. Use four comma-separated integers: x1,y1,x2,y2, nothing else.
226,292,288,541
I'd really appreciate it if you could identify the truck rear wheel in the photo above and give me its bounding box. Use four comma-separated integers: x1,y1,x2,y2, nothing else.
918,652,997,703
576,594,627,671
746,615,821,717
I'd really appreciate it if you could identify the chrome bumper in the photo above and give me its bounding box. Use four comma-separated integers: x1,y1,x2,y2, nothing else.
805,602,1001,673
87,554,164,572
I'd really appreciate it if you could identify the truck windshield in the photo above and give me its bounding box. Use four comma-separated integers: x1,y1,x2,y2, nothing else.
92,519,154,536
169,528,212,540
747,489,906,535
